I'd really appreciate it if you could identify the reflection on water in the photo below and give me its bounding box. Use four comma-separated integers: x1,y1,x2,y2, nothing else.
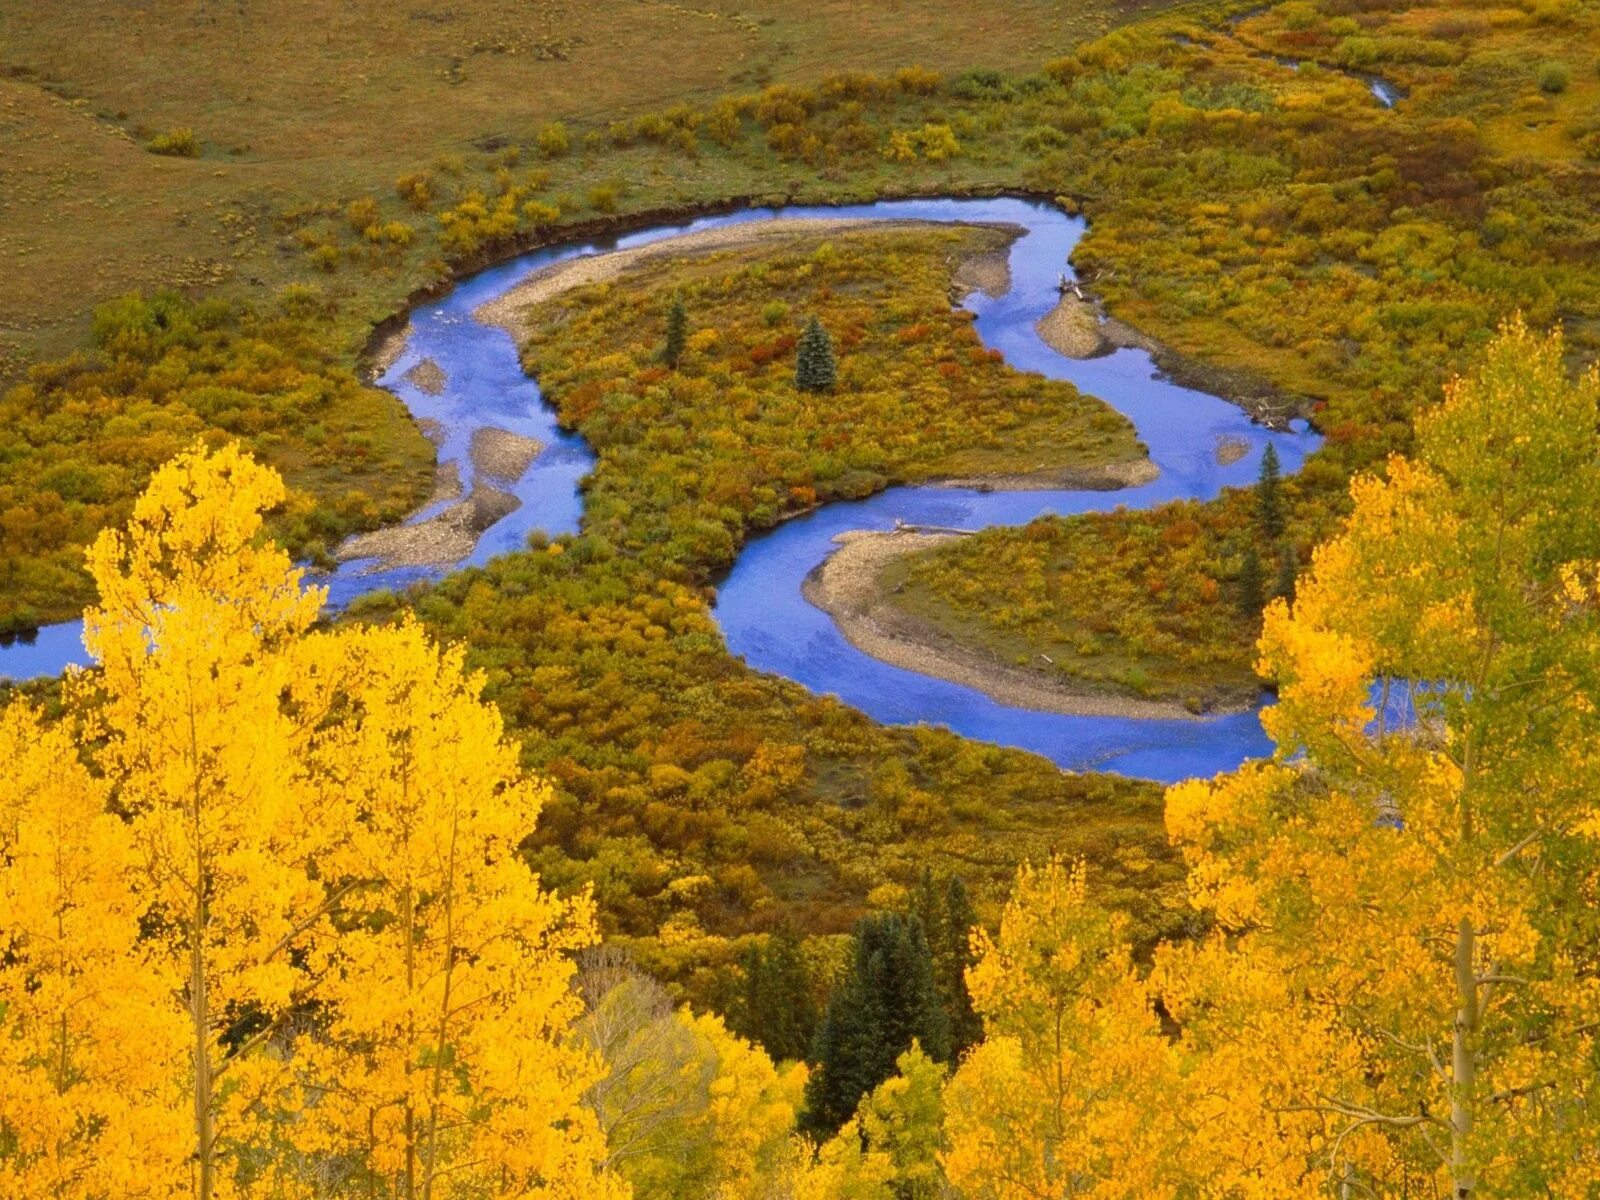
2,198,1322,782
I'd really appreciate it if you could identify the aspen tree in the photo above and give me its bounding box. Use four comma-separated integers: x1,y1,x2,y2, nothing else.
1160,320,1600,1196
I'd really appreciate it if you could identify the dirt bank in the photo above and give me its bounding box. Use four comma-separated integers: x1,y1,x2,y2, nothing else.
475,218,1024,331
802,529,1218,720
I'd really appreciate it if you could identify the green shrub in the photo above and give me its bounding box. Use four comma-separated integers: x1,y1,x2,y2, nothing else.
587,182,620,213
145,128,199,157
1538,60,1571,93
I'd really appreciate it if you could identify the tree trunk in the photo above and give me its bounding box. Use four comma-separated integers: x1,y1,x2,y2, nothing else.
1451,916,1477,1199
192,880,214,1200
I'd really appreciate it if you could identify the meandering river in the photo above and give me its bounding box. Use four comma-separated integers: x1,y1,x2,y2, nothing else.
0,197,1320,781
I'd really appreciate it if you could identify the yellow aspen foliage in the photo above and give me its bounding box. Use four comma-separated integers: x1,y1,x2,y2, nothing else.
287,618,622,1200
77,442,338,1199
779,1121,895,1200
0,442,624,1200
1155,320,1600,1197
773,1044,944,1200
577,965,803,1200
0,703,189,1199
943,857,1184,1199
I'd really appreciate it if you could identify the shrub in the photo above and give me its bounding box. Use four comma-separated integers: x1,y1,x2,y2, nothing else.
705,97,744,148
893,65,942,95
755,84,813,128
949,69,1013,102
915,123,960,162
522,200,560,228
1537,60,1571,93
587,182,620,213
394,172,434,211
145,128,199,157
345,196,381,236
369,221,414,246
882,130,917,162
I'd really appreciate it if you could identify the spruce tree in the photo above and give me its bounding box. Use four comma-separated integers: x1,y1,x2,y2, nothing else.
1257,441,1285,540
802,913,948,1133
910,870,983,1058
1274,541,1298,602
1237,545,1265,616
730,925,816,1063
795,315,837,393
661,294,687,367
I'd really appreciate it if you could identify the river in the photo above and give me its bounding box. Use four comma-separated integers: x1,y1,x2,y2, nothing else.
0,197,1320,781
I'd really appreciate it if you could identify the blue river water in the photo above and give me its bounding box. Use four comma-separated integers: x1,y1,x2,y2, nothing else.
0,197,1320,781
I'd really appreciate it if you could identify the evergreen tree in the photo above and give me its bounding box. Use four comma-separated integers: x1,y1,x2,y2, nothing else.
795,315,837,393
1237,545,1265,616
910,870,983,1058
661,294,687,367
1257,441,1285,540
1273,541,1298,602
730,924,817,1063
802,913,949,1134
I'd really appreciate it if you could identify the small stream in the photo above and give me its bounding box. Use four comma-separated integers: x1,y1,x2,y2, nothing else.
0,197,1320,781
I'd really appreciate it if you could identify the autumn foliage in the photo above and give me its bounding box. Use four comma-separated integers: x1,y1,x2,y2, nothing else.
0,444,619,1199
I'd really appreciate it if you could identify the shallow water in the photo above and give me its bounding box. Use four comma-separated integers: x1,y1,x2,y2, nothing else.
1,197,1320,781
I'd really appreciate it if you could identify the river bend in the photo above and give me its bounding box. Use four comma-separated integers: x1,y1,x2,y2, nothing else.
0,198,1319,781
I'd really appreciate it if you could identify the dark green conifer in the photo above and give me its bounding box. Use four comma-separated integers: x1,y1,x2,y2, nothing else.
795,315,837,393
1257,441,1285,540
1274,541,1298,603
1237,545,1265,616
910,870,983,1057
661,294,687,367
802,912,948,1133
729,924,816,1063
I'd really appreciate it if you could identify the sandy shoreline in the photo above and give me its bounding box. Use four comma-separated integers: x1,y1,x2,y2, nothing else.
1034,294,1160,361
404,358,447,395
475,217,1025,331
935,457,1159,493
803,529,1236,721
335,427,543,572
471,427,543,485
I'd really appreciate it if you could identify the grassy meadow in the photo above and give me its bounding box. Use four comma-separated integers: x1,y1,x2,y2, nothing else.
0,0,1170,374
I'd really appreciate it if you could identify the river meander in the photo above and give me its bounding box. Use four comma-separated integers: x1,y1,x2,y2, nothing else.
0,197,1320,781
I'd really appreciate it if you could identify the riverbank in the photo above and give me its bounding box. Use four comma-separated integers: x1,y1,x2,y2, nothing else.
802,528,1229,720
934,457,1159,492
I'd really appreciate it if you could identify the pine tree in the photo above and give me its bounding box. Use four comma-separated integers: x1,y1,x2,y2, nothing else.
662,294,687,367
795,315,837,393
731,924,817,1063
803,913,949,1134
1237,545,1265,616
1272,541,1297,602
910,871,983,1058
1257,441,1284,540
